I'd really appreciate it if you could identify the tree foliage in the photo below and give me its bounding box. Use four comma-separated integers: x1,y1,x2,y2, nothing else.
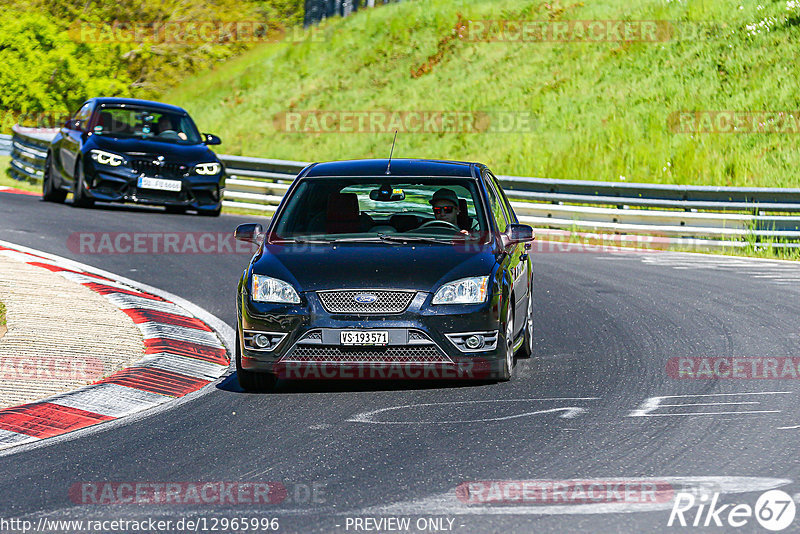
0,0,303,126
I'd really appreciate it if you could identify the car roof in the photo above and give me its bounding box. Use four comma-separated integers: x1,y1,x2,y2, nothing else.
301,159,486,178
87,98,188,114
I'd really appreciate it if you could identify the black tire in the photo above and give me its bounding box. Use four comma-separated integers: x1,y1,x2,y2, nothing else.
42,154,67,203
519,289,534,358
498,309,515,382
165,205,187,214
72,162,94,208
235,331,277,392
197,206,222,217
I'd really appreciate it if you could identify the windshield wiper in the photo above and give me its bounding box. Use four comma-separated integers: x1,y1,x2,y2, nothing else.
284,235,468,244
325,236,386,243
376,234,460,244
282,237,335,244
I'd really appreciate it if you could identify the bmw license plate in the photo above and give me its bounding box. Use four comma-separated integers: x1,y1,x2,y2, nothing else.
340,331,389,346
138,177,182,192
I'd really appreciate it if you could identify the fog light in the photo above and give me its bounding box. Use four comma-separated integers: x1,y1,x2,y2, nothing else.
465,335,483,349
253,334,271,348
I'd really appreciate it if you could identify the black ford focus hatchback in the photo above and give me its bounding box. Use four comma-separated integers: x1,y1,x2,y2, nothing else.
43,97,224,216
234,159,534,390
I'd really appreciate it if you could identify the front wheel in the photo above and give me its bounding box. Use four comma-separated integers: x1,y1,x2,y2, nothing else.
197,206,221,217
72,162,94,208
519,290,534,358
235,332,277,392
42,154,67,203
498,310,515,382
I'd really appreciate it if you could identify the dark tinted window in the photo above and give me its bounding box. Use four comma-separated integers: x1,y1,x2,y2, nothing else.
71,103,93,132
488,172,517,224
484,174,509,232
93,105,202,144
273,177,488,241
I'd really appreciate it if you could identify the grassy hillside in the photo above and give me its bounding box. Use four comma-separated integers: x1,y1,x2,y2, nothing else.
166,0,800,187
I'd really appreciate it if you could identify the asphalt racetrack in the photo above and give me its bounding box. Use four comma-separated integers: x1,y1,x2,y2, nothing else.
2,191,800,533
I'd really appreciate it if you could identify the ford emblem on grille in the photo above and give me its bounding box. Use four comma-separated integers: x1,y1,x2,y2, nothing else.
354,294,378,304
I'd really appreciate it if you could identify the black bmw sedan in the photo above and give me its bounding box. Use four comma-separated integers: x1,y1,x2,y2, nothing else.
234,159,534,390
43,97,225,216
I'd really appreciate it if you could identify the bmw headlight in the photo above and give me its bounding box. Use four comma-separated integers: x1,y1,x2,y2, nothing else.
251,275,300,304
432,276,489,305
89,149,126,167
194,162,221,175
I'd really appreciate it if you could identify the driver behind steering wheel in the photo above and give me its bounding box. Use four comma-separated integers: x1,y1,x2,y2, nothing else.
430,188,468,235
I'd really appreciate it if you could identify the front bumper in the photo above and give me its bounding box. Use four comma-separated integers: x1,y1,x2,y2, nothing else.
238,290,507,380
83,165,223,210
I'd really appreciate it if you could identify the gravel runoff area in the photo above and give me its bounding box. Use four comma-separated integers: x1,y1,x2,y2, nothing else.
0,254,144,408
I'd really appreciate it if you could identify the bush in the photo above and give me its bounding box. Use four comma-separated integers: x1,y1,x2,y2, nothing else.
0,0,304,131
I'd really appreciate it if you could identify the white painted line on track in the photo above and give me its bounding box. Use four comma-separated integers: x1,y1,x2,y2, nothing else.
657,401,760,407
629,392,792,417
348,398,600,425
636,252,800,289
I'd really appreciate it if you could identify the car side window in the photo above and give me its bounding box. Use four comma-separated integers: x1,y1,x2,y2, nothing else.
484,173,509,233
488,172,517,224
71,103,93,132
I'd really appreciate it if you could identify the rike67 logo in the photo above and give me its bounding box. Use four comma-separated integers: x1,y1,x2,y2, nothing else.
668,490,796,531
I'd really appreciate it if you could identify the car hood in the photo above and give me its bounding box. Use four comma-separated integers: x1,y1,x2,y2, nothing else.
251,243,498,293
88,136,216,162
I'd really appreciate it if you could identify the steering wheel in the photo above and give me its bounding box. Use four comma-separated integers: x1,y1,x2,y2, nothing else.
417,220,461,231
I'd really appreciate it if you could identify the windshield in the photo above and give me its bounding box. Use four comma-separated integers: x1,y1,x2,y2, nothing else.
272,177,489,242
91,105,202,144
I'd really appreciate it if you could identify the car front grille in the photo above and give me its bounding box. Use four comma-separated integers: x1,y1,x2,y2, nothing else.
317,290,416,314
130,159,188,178
280,345,452,364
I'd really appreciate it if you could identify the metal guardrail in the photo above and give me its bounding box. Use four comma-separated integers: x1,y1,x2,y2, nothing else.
0,134,11,157
9,126,800,248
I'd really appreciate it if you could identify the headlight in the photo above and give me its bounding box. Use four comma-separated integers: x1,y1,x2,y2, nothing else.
251,275,300,304
432,276,489,305
89,150,125,167
194,162,221,175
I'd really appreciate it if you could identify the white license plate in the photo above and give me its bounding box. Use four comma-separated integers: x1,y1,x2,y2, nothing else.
138,177,182,192
340,331,389,346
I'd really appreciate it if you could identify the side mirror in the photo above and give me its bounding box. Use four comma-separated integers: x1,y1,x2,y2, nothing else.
204,133,222,145
234,223,264,244
64,119,76,130
502,224,534,247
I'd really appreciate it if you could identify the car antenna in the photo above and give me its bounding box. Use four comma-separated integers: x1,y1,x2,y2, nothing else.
385,130,397,175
